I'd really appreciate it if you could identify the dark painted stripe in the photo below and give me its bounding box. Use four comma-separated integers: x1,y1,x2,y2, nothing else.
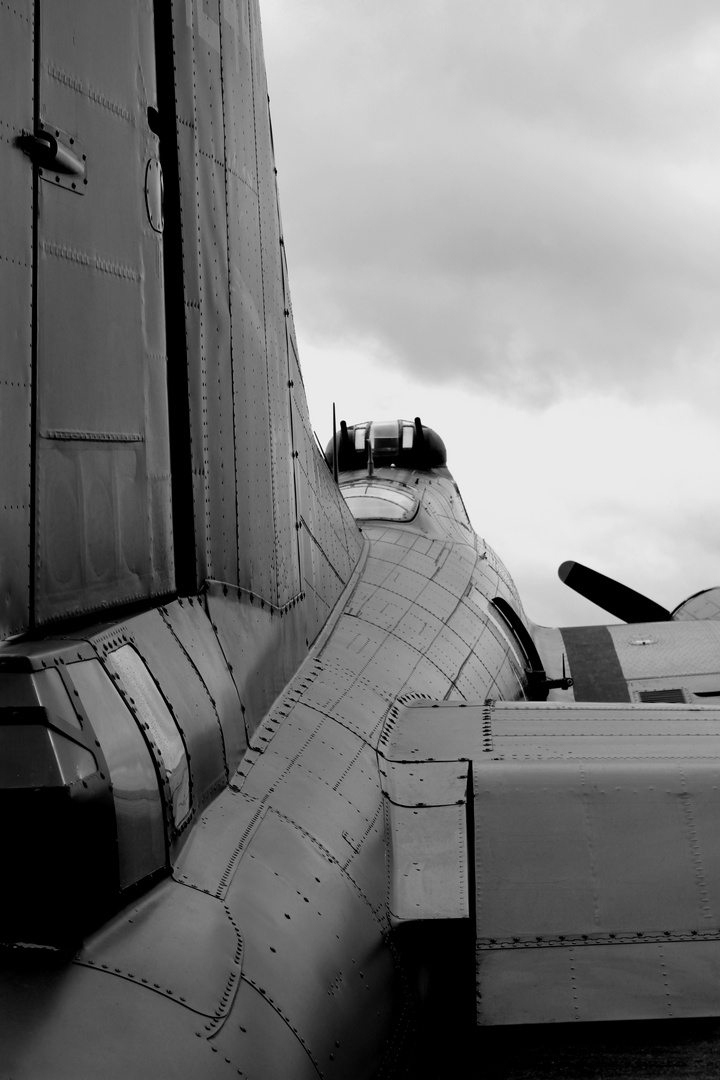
560,625,630,702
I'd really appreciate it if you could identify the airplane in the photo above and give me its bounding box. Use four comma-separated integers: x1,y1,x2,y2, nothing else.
3,1,720,1077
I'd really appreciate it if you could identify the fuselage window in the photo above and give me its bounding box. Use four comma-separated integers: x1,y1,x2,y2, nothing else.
341,482,419,522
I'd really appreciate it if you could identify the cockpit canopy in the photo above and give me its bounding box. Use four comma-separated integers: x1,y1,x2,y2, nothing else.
324,418,447,473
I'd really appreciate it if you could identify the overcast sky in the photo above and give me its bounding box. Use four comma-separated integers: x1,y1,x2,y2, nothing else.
260,0,720,627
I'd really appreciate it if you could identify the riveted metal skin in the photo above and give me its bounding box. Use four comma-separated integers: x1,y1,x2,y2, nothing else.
0,966,241,1080
204,579,309,743
0,639,118,945
34,0,173,626
160,596,247,773
0,443,535,1072
6,0,720,1076
68,596,253,857
64,657,167,889
77,877,243,1019
382,760,470,923
166,0,361,612
379,698,720,1029
218,810,395,1077
473,701,720,1026
117,611,229,807
0,0,33,636
21,125,88,194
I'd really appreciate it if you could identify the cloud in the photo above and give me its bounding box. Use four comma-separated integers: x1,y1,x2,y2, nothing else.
261,2,720,628
264,0,720,408
295,336,720,627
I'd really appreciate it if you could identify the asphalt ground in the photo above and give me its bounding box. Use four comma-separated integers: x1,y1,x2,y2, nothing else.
478,1020,720,1080
411,1020,720,1079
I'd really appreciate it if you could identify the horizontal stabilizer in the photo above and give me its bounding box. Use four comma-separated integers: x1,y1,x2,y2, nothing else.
380,698,720,1026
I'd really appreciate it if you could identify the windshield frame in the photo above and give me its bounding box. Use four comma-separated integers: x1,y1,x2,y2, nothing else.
339,480,420,523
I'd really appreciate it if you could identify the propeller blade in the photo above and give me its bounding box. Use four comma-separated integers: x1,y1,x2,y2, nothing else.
558,560,672,624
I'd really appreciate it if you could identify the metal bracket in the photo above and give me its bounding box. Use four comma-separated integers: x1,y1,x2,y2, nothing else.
17,122,87,194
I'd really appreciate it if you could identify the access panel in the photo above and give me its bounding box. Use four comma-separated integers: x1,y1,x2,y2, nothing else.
33,0,173,624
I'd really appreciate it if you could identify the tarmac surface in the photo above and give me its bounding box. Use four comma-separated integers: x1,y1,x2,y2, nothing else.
410,1017,720,1078
478,1020,720,1080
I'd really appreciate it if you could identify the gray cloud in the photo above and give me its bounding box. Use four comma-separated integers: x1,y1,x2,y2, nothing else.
264,0,720,407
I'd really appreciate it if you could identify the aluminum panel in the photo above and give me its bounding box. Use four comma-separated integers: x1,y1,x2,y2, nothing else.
345,580,383,618
478,940,720,1026
220,3,259,587
35,0,173,623
675,587,720,621
198,147,237,584
65,658,165,888
629,674,720,701
171,1,229,587
326,678,397,743
251,14,289,535
473,758,720,941
105,645,191,830
186,337,210,586
127,609,228,806
160,596,247,771
418,576,469,623
0,1,33,636
237,702,389,911
239,754,379,865
452,596,495,652
455,648,523,703
318,615,390,673
257,88,299,610
211,978,320,1079
384,699,720,763
253,703,364,776
382,701,482,762
228,165,276,598
314,612,459,740
342,805,390,920
205,581,308,739
380,698,720,1025
223,808,394,1078
298,525,333,639
359,631,426,689
250,701,327,762
355,591,414,634
611,619,720,682
37,442,156,619
431,556,477,607
468,709,720,1026
173,788,266,897
220,0,257,190
355,553,399,589
191,19,238,586
387,801,469,923
382,759,469,806
78,877,242,1019
290,380,361,643
171,0,311,609
272,701,368,773
0,964,234,1080
425,624,476,682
